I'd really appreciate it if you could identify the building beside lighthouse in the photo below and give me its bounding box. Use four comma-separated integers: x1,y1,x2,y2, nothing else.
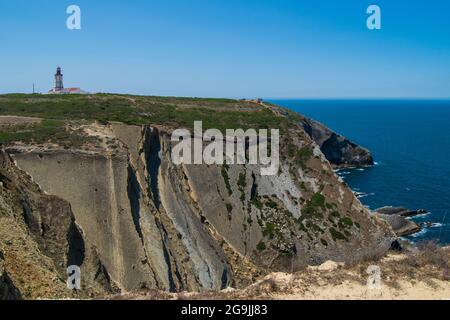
48,66,88,94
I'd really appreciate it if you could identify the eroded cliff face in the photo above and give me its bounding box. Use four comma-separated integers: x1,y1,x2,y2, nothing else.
1,118,395,297
300,118,374,168
0,150,117,299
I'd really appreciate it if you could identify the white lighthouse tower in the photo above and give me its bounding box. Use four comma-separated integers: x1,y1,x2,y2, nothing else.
48,66,88,94
54,66,64,92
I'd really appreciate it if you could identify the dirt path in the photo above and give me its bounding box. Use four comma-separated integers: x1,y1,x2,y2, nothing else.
0,115,42,126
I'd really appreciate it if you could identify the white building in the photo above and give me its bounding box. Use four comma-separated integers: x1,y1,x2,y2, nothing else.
48,67,88,94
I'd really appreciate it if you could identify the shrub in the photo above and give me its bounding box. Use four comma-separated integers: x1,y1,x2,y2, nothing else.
330,227,347,242
221,166,233,196
295,147,313,168
339,217,354,228
256,241,267,251
263,222,276,239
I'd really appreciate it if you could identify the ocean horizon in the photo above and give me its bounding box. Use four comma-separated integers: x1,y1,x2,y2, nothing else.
272,99,450,245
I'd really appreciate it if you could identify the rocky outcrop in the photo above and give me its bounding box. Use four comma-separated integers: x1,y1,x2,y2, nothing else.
299,118,373,168
374,207,427,237
376,207,428,218
375,214,421,237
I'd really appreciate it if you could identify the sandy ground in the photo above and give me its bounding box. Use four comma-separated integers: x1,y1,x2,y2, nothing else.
117,253,450,300
241,256,450,300
0,115,42,126
264,273,450,300
118,275,450,300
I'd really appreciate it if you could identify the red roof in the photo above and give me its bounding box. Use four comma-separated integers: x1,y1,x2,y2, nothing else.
66,87,81,92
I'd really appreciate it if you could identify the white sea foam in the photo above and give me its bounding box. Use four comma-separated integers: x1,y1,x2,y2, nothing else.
413,212,431,219
429,223,444,228
352,190,375,199
409,228,428,238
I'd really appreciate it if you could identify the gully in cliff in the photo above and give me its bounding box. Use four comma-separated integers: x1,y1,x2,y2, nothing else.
171,121,280,176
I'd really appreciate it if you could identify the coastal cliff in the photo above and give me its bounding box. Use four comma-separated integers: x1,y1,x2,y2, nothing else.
299,118,374,168
0,94,395,298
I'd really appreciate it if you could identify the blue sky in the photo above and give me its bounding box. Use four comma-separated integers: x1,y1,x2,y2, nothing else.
1,0,449,98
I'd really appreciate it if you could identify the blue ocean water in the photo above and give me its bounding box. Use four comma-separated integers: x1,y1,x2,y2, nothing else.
271,99,450,245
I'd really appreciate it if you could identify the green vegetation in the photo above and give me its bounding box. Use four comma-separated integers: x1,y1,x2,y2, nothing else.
302,193,327,219
330,211,341,219
330,227,348,242
237,172,246,189
295,192,359,245
310,193,326,209
256,241,267,251
0,94,293,145
262,222,276,239
265,198,279,209
295,146,314,168
0,119,95,148
298,221,307,232
339,217,354,228
251,196,263,210
237,171,246,201
221,165,233,196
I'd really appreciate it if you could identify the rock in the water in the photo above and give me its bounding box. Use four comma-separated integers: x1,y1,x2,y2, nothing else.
375,214,422,237
375,206,428,217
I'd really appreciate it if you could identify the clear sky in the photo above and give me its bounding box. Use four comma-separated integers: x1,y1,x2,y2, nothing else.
1,0,449,98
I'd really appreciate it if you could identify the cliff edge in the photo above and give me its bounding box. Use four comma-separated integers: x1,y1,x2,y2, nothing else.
0,94,394,298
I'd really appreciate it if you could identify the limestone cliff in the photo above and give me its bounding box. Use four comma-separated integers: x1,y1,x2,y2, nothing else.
0,149,119,299
1,119,394,297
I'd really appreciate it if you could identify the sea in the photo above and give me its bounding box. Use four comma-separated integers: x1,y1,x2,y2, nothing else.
271,99,450,245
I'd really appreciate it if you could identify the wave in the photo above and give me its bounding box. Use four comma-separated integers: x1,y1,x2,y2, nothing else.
412,212,432,219
353,191,375,199
430,223,444,228
421,222,444,229
409,228,428,239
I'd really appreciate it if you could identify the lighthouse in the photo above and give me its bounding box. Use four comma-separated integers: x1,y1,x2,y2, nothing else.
48,67,88,94
54,67,64,91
